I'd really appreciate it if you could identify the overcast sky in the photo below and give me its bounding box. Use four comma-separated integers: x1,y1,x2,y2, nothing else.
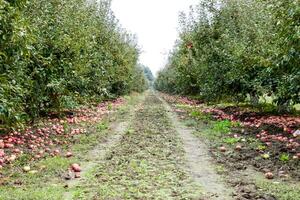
111,0,198,76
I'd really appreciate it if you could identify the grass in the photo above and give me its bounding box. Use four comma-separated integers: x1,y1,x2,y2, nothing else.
96,121,109,132
255,178,300,200
0,186,65,200
215,164,227,175
184,119,198,127
0,155,72,199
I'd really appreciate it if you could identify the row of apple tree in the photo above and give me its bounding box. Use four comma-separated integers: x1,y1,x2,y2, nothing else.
155,0,299,111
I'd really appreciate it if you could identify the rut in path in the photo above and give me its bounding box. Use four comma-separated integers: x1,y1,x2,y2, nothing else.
63,122,129,200
159,94,233,200
63,101,137,200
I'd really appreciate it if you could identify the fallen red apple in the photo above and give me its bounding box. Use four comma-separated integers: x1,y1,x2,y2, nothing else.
71,163,81,172
265,142,272,147
65,152,73,158
261,137,268,142
235,145,242,151
219,146,226,152
265,172,274,179
13,148,21,154
0,150,5,157
4,143,14,148
54,149,60,155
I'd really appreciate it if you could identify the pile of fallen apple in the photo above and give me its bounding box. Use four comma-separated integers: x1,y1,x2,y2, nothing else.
161,93,300,180
0,98,125,171
203,108,300,155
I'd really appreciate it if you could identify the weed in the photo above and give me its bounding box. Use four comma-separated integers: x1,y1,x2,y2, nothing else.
190,110,211,121
190,110,202,117
108,103,113,111
97,122,108,131
279,153,290,162
223,137,240,145
257,145,267,151
213,120,232,134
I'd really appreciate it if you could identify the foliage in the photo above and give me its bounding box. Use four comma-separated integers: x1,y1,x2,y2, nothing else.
155,0,300,110
142,65,155,86
130,65,149,93
0,0,147,130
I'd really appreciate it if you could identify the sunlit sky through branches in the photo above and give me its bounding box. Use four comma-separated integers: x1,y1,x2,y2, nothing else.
111,0,199,76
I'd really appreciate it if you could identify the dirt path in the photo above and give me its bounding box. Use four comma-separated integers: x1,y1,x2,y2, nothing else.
62,91,237,199
160,94,234,200
66,92,202,199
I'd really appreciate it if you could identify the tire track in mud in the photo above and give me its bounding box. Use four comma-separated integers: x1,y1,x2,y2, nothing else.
159,93,234,200
63,104,137,200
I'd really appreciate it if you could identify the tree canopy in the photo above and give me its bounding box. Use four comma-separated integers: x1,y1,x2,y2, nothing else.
0,0,148,130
